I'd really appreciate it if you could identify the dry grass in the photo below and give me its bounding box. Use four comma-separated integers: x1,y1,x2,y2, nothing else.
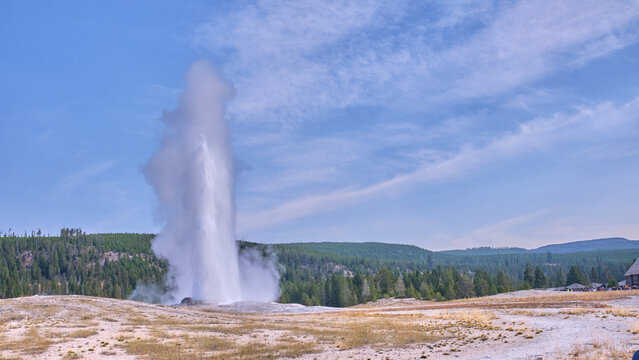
118,311,445,359
559,339,633,359
0,328,54,355
495,290,639,303
185,335,236,351
120,338,185,360
182,323,258,335
438,309,496,323
361,290,639,313
268,312,463,351
558,307,594,316
334,320,386,349
122,335,317,360
66,329,99,338
606,307,636,317
125,315,152,326
226,341,318,360
508,309,553,317
66,320,100,328
0,313,26,325
334,317,440,349
62,350,81,359
117,334,135,342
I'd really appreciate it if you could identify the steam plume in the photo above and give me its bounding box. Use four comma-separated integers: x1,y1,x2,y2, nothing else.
143,60,279,303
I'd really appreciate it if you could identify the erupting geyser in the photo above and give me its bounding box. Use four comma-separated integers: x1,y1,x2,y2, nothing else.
142,60,279,304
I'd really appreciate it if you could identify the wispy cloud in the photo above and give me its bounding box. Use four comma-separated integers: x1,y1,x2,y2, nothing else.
193,0,639,245
197,0,639,124
53,160,117,194
234,115,476,220
238,97,639,233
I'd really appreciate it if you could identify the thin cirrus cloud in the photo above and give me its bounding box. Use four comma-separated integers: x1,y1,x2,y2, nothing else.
189,0,639,244
234,119,464,215
237,97,639,233
196,0,639,124
52,160,118,195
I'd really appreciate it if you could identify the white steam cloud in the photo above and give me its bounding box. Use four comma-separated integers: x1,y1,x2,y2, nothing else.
141,60,279,304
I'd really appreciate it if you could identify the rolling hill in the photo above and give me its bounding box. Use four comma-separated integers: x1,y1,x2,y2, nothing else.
530,237,639,254
1,232,637,306
441,237,639,255
274,241,433,263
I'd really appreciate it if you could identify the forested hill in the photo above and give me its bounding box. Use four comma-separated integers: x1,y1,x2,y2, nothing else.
274,240,637,285
0,231,637,307
440,247,528,256
440,237,639,255
531,237,639,254
274,240,636,306
0,231,167,299
275,242,433,262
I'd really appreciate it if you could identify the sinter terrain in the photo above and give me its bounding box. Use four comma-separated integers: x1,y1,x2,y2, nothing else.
1,290,639,359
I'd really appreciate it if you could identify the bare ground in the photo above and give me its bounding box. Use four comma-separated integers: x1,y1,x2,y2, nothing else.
1,291,639,359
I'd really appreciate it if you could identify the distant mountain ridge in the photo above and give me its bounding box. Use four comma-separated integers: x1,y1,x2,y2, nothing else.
279,237,639,259
275,241,433,263
439,247,528,256
441,237,639,255
530,237,639,254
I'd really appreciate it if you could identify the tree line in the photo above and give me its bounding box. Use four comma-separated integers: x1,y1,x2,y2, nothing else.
0,231,634,306
279,266,515,306
0,230,167,299
274,243,634,306
278,263,624,307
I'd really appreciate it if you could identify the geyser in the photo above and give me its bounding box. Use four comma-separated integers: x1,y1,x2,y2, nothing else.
143,60,279,304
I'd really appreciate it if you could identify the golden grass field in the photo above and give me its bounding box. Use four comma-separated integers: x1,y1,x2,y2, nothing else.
1,290,639,359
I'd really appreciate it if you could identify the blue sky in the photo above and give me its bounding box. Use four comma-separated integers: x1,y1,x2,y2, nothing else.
1,1,639,250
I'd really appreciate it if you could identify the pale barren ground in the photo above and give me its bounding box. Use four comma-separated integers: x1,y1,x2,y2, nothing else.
1,290,639,359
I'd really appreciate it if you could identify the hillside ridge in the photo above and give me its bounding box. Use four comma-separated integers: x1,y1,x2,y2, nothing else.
439,237,639,255
279,237,639,256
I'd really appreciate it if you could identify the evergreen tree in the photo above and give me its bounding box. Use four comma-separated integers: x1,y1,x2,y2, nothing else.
554,268,565,287
300,293,311,306
443,283,456,300
458,275,474,298
473,270,496,297
394,277,406,297
523,263,535,288
533,266,546,288
590,267,599,283
496,270,512,293
607,276,619,288
405,284,418,299
361,278,371,301
375,267,395,297
566,266,587,285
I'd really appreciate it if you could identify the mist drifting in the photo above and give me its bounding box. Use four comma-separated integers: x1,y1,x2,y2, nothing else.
143,60,279,304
